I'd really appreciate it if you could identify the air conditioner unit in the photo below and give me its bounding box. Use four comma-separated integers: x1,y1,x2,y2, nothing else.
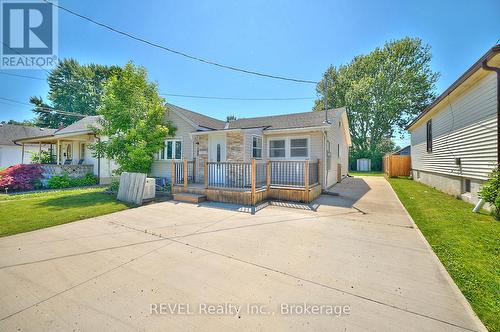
143,178,156,200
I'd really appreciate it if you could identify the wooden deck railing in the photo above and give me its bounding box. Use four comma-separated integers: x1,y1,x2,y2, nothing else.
171,160,196,188
174,159,320,196
206,161,252,189
200,159,320,189
172,158,321,204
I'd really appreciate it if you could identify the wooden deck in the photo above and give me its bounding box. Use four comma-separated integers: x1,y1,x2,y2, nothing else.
171,159,322,206
173,183,321,205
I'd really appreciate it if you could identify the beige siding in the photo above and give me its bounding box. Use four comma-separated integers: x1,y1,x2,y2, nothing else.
410,72,497,180
150,109,196,178
243,128,264,162
264,131,323,161
325,113,349,188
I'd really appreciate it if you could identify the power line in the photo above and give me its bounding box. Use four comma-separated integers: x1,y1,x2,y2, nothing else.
0,97,86,117
0,97,31,106
43,0,318,85
0,70,316,101
0,72,46,81
161,93,314,101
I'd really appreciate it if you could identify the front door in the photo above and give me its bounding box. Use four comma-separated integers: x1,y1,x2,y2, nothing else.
209,134,226,162
209,134,226,185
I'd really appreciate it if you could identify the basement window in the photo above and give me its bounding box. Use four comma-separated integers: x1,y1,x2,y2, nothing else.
463,179,471,193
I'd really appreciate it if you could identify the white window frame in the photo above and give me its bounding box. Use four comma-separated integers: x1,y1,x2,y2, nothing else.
252,135,263,159
158,139,183,160
268,136,310,160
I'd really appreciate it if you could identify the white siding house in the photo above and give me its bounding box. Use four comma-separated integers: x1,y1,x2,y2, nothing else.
0,124,56,168
407,45,500,205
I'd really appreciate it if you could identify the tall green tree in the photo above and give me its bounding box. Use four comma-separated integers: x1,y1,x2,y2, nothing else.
314,37,439,169
30,58,121,128
93,62,175,174
1,119,35,126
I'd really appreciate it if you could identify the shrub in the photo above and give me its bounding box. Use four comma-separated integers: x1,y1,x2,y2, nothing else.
108,180,119,192
30,150,54,164
479,167,500,220
72,173,98,187
0,164,44,191
47,173,71,189
47,173,98,189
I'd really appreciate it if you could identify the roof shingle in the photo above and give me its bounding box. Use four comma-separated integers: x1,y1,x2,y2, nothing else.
0,124,56,146
227,108,343,130
166,103,225,130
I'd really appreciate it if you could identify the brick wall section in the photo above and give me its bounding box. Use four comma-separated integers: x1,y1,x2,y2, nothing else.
226,132,244,162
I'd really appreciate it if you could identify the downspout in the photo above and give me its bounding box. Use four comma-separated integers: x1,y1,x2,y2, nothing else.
481,60,500,164
322,130,328,190
476,59,500,213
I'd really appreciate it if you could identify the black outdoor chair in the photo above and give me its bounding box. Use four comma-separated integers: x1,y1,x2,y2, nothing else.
63,159,72,165
78,159,84,165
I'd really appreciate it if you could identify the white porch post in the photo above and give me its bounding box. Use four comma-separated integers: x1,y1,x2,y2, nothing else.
21,143,25,164
56,140,60,165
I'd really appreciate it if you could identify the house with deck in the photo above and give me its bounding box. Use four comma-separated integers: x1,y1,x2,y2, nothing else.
407,45,499,205
16,104,351,204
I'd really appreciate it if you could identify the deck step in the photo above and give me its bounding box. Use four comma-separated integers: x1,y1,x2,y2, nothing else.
173,192,207,203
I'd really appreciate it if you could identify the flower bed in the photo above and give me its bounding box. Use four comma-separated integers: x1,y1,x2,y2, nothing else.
0,164,98,193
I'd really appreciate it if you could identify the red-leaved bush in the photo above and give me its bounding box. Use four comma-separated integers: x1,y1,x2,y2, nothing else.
0,164,44,191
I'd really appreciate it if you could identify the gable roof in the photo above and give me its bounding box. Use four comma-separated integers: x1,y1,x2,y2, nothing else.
406,45,500,130
14,104,349,143
227,108,344,130
0,124,56,146
166,103,225,130
54,115,102,135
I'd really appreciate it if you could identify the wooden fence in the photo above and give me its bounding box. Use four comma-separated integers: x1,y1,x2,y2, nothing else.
383,155,411,177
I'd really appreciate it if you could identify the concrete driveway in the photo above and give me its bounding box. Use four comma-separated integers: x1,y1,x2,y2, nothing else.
0,176,485,331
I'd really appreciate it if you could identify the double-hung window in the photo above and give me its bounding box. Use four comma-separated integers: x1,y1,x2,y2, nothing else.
269,137,309,158
290,138,308,157
159,139,182,160
269,139,286,158
252,136,263,158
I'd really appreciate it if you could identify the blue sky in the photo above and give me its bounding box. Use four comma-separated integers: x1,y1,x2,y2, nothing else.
1,0,499,147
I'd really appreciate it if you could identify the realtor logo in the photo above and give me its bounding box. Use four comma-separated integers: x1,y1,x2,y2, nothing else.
1,0,58,69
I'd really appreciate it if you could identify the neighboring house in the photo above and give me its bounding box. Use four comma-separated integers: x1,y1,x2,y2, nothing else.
15,116,118,184
407,45,500,205
17,104,351,200
0,124,55,168
391,145,411,156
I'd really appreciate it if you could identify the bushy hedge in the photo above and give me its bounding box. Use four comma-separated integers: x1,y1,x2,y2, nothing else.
479,167,500,220
0,164,44,191
47,173,98,189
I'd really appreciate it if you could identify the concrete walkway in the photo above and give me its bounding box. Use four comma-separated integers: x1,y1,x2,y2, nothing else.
0,176,486,331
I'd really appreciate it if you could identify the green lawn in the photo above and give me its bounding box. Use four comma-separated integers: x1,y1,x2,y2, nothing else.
349,171,385,177
0,187,131,237
388,177,499,331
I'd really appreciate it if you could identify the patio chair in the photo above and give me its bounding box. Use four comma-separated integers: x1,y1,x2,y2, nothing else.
63,159,72,165
78,159,84,165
